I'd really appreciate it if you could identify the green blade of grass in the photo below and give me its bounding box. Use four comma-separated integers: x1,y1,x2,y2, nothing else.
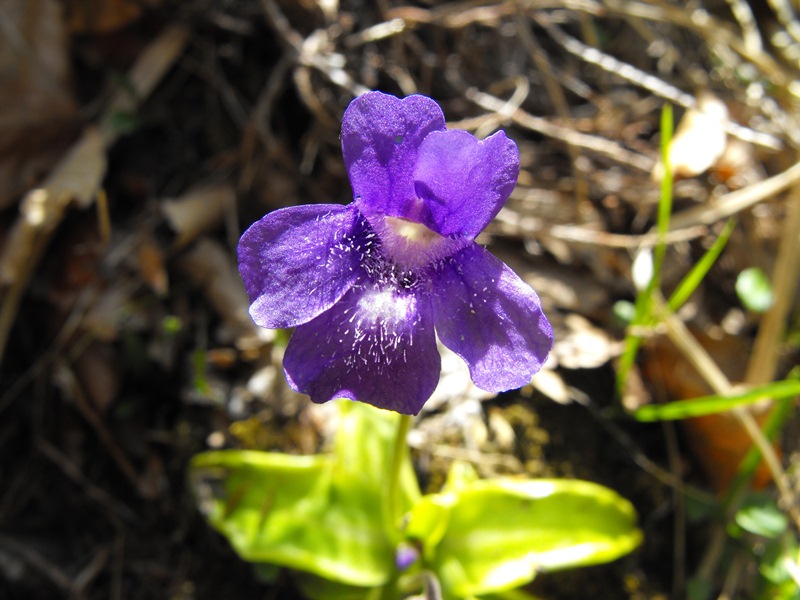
632,378,800,422
667,218,736,313
616,104,674,395
653,103,674,285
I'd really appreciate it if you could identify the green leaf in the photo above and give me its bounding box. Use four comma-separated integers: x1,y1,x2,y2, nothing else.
335,401,421,507
734,494,788,538
479,589,546,600
190,449,393,587
405,494,455,561
632,378,800,421
758,533,800,591
441,460,480,493
414,479,641,598
736,267,774,312
612,300,637,326
293,572,376,600
190,401,423,589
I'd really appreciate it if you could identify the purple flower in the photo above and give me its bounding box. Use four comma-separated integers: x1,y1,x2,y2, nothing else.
238,91,553,415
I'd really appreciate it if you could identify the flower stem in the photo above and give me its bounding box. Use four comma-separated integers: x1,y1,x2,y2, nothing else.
385,413,412,544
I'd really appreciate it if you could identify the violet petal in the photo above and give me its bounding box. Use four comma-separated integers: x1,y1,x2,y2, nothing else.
431,244,553,392
238,204,366,329
283,283,440,415
342,91,445,222
413,129,519,238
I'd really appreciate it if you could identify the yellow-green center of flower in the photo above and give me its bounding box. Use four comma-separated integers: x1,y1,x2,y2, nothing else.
378,216,454,269
385,216,441,246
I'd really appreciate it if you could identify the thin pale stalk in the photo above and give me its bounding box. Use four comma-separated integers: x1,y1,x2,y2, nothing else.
745,183,800,384
385,413,412,544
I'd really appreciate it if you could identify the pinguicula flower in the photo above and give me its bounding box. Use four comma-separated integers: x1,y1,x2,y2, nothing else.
238,91,553,415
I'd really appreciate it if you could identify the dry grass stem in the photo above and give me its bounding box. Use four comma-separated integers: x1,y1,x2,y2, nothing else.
744,183,800,384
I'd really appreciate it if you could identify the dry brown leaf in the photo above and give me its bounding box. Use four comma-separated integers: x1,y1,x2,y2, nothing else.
66,0,161,34
641,331,777,491
178,238,273,346
81,284,133,341
137,234,168,296
73,341,120,414
0,0,79,208
0,128,106,286
161,184,235,249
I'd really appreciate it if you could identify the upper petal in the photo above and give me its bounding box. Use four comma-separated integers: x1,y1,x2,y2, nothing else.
413,129,519,238
238,204,367,329
342,91,445,221
283,282,441,416
431,244,553,392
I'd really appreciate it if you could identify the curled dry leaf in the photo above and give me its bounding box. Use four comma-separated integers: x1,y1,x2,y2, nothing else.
177,238,273,347
552,313,624,370
423,342,495,412
641,331,777,491
530,365,573,405
655,93,729,181
161,184,235,249
0,0,79,208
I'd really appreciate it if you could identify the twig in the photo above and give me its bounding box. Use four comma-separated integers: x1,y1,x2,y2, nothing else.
36,438,139,524
99,25,191,147
669,160,800,230
767,0,800,47
251,54,293,149
601,0,791,90
0,129,105,367
0,534,73,594
344,18,407,46
605,0,800,145
537,16,695,109
515,14,590,205
54,361,151,498
261,0,368,104
724,0,762,53
547,223,707,248
72,545,111,597
536,14,783,151
719,550,746,599
466,87,656,172
583,398,714,504
744,182,800,384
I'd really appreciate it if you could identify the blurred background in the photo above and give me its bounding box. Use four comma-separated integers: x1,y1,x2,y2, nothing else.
1,0,799,598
